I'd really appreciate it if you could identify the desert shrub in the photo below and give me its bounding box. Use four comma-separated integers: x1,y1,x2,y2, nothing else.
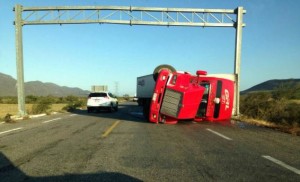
25,95,59,104
272,84,300,100
0,96,18,104
31,98,52,114
4,113,13,123
240,92,272,118
44,95,57,104
262,99,289,124
241,91,300,125
62,96,84,112
271,102,300,125
26,95,39,104
56,97,65,104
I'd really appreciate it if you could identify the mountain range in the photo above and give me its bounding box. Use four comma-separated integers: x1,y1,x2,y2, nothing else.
0,72,89,97
241,78,300,94
1,72,299,97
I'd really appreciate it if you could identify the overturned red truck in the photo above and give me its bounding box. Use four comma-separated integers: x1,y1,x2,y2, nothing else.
136,65,235,124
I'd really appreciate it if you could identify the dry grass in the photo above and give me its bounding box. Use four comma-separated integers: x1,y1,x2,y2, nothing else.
0,104,67,119
233,115,300,136
50,104,67,112
289,99,300,104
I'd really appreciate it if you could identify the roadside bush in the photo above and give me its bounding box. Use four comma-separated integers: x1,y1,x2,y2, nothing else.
241,91,300,126
270,102,300,125
240,92,272,119
0,96,18,104
31,98,52,114
4,113,13,123
272,83,300,100
25,95,67,104
62,96,84,112
26,95,39,104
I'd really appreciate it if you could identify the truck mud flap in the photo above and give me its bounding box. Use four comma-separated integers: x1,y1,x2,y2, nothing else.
214,80,222,118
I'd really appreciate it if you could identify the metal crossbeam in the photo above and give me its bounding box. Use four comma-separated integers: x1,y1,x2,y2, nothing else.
18,5,246,27
14,5,246,117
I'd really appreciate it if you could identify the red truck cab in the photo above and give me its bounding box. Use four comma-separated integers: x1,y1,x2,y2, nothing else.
148,64,235,124
149,69,205,124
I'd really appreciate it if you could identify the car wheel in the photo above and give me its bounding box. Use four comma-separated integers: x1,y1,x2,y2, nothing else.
114,103,118,112
110,103,114,112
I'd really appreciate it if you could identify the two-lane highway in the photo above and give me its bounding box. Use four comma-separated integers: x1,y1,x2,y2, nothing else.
0,102,299,181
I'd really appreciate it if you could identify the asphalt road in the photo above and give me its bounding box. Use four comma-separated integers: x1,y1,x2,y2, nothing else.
0,102,299,181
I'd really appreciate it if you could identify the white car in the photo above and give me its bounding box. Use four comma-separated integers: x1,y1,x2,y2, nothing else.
87,92,118,113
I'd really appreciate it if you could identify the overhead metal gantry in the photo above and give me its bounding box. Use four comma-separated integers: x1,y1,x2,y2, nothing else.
14,5,246,116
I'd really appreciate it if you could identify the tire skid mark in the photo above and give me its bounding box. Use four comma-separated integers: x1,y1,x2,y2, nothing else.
0,139,65,171
71,121,99,135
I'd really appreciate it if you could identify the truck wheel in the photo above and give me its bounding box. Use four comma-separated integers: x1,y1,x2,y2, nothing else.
143,99,151,121
153,64,176,81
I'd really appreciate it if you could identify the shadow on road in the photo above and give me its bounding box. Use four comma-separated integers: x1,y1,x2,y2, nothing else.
69,102,150,124
0,152,142,181
69,102,235,127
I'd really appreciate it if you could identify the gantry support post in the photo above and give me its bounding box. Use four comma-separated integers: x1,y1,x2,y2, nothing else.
234,7,244,116
15,4,27,116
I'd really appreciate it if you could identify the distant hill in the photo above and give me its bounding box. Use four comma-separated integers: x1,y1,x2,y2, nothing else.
0,73,17,96
242,79,300,94
0,72,89,97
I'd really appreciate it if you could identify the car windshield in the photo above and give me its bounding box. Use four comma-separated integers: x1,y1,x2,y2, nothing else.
89,93,107,97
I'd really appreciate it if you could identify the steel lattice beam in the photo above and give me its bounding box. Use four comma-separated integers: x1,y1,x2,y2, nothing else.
14,5,246,117
17,5,246,27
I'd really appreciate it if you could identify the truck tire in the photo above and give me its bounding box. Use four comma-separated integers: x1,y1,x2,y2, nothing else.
153,64,176,81
142,99,151,121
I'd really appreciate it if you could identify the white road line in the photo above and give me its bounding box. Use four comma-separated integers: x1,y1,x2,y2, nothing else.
206,128,233,141
42,118,62,124
262,155,300,175
70,114,78,117
0,127,23,135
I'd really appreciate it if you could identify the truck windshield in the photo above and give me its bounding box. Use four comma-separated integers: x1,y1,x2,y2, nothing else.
196,82,210,117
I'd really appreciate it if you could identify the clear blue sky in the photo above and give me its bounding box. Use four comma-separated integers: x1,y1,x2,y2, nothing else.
0,0,299,96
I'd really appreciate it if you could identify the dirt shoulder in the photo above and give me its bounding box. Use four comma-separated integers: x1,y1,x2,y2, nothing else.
232,116,300,136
